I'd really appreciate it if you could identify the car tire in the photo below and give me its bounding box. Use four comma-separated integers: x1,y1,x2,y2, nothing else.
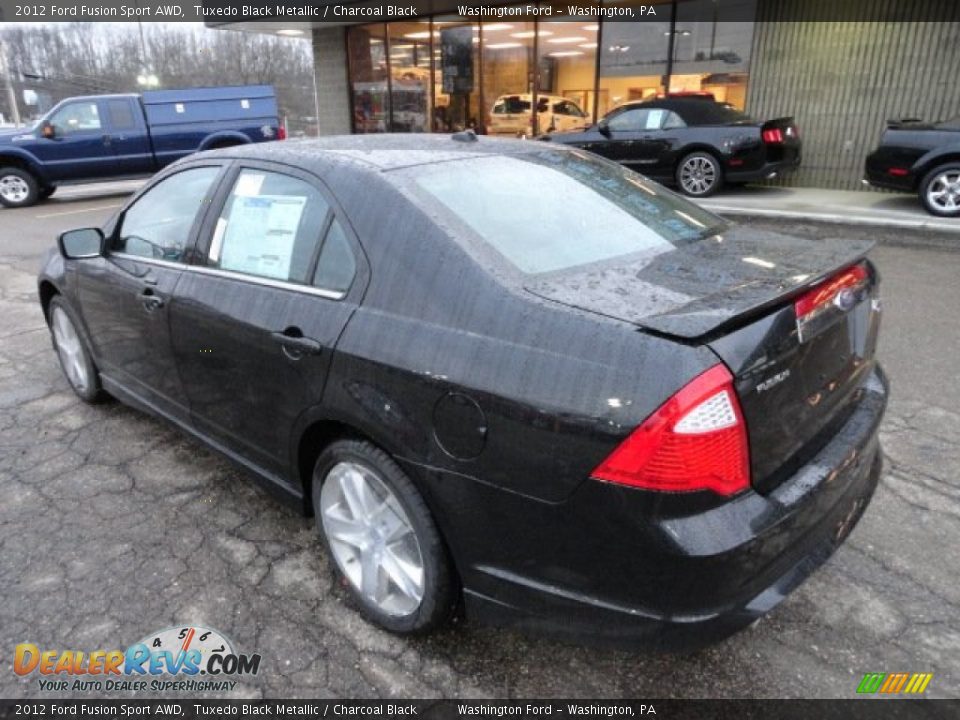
39,186,57,201
0,166,40,208
919,163,960,217
312,439,457,634
676,151,723,197
47,296,106,403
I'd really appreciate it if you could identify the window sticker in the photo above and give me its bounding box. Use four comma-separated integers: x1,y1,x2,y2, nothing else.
233,173,265,198
219,195,307,280
645,109,664,130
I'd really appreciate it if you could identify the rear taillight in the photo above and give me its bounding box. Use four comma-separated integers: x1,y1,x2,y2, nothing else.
762,128,784,144
277,126,287,141
591,364,750,496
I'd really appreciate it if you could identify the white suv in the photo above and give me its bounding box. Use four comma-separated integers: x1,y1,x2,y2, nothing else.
488,94,589,137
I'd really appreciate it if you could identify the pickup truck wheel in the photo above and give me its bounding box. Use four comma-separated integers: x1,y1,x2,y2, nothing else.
39,186,57,200
919,163,960,217
676,152,723,197
0,167,39,208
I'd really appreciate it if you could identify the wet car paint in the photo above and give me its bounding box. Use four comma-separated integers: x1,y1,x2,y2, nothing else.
37,135,886,648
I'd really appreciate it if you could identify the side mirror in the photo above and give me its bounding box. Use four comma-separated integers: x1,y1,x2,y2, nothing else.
598,118,611,137
41,122,56,139
58,228,104,259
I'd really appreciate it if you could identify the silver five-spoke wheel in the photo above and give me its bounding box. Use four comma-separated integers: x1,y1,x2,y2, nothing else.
925,170,960,212
320,461,425,616
679,155,719,196
51,306,90,393
0,174,30,205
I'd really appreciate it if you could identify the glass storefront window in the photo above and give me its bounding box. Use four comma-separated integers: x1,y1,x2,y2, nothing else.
672,0,756,109
344,3,758,134
482,20,534,136
597,1,673,116
433,18,481,133
388,21,432,131
537,14,597,134
348,24,389,133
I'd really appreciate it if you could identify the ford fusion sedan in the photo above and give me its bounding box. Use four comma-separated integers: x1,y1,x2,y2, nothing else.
865,115,960,217
543,98,801,197
38,135,885,648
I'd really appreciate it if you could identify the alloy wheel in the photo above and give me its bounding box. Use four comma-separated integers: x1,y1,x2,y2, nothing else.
320,461,425,616
926,170,960,211
51,307,90,393
680,156,718,195
0,175,30,204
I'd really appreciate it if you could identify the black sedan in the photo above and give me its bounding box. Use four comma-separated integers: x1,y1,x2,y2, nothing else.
39,134,885,648
543,98,801,197
865,116,960,216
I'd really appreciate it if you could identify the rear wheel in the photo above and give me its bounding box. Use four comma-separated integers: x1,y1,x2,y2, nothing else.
676,151,723,197
919,163,960,217
0,167,39,208
48,297,105,403
313,439,457,634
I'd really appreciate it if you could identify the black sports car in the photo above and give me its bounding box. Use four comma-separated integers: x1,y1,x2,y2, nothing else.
865,116,960,217
39,134,884,648
543,98,801,197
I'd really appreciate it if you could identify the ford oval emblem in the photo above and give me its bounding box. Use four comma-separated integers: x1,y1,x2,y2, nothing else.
834,288,857,312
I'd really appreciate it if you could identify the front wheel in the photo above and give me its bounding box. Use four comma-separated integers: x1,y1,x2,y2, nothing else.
919,163,960,217
48,297,105,403
676,151,723,197
0,166,39,208
313,439,458,634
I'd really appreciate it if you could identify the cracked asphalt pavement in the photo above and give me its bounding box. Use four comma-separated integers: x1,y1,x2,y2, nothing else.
1,190,959,699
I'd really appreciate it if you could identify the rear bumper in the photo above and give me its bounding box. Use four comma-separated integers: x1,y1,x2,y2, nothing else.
726,156,801,183
420,365,888,650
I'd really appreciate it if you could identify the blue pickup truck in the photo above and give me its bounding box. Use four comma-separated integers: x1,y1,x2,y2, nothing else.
0,85,284,208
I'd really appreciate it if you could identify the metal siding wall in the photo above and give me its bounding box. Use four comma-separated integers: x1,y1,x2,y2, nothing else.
745,0,960,190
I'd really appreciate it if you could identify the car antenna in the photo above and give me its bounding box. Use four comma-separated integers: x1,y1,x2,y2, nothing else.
451,129,478,143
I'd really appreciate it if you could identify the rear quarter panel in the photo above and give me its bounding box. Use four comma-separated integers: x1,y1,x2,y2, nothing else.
318,168,719,503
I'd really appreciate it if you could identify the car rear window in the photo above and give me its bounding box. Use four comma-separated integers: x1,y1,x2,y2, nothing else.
495,97,530,114
406,150,726,275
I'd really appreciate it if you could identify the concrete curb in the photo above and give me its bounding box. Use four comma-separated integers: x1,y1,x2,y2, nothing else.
698,203,960,235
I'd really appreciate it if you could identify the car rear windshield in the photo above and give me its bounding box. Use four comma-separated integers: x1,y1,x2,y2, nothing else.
405,149,726,275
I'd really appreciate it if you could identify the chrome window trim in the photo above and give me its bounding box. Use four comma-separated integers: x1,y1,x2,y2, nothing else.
187,265,346,301
111,253,187,270
110,253,347,301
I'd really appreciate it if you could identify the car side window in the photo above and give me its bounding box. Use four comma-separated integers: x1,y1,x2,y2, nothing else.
312,219,356,294
106,100,137,131
210,169,331,284
48,102,101,136
663,111,686,130
607,108,652,132
114,167,221,262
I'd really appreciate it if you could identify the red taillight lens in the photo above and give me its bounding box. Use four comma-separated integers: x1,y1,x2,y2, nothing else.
762,128,784,144
591,364,750,496
888,167,909,176
794,263,868,320
277,126,287,141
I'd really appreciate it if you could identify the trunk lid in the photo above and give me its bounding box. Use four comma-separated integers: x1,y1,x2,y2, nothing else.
525,226,881,492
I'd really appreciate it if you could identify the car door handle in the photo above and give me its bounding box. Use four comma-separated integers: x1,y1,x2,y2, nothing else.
140,288,164,311
271,330,322,356
102,134,112,146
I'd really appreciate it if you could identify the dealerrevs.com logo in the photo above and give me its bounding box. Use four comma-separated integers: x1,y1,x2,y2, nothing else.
14,626,261,693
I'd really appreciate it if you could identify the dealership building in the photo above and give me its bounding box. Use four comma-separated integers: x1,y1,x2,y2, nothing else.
208,0,960,190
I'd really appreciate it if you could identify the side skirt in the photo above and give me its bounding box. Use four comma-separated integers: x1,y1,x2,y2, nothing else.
100,373,304,511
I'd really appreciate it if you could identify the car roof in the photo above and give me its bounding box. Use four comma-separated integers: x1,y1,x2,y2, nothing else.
495,94,566,102
614,97,750,124
197,133,576,172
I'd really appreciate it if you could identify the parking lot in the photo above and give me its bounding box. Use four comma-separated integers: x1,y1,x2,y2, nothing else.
1,187,959,699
